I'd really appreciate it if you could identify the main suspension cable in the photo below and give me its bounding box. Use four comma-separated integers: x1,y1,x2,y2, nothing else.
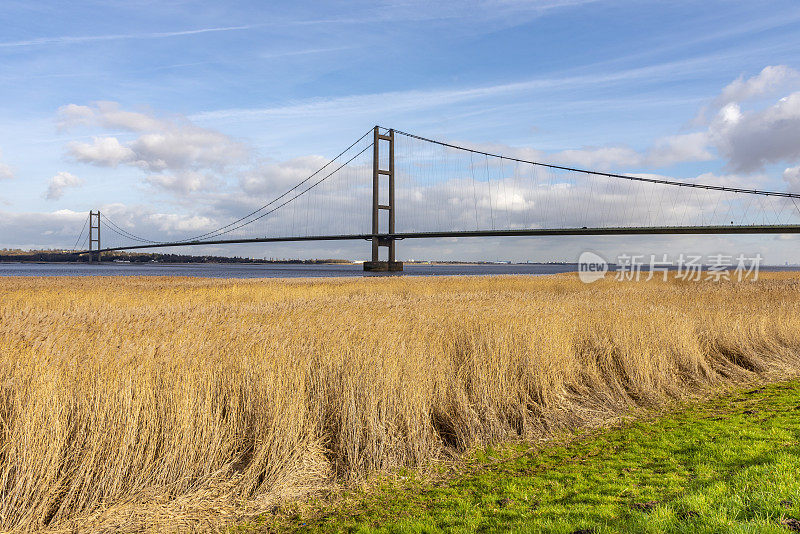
193,142,373,240
390,128,800,200
101,213,160,243
96,127,375,247
72,215,89,252
177,127,374,243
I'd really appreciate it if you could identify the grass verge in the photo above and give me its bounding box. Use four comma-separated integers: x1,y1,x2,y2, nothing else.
241,380,800,533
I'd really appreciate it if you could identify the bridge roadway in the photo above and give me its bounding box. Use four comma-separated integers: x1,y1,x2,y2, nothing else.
91,224,800,254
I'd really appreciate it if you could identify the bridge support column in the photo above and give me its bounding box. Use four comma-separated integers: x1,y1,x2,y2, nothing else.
364,126,403,272
88,210,101,262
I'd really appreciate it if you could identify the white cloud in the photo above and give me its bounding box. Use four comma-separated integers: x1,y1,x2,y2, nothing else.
541,131,714,171
693,65,800,125
0,209,87,250
551,145,642,170
147,213,217,233
709,92,800,172
61,102,249,193
95,204,219,236
645,132,714,167
129,129,247,172
45,171,84,200
714,65,800,108
56,104,95,129
240,156,330,195
90,101,165,132
0,149,13,180
785,165,800,192
144,171,217,194
69,137,135,167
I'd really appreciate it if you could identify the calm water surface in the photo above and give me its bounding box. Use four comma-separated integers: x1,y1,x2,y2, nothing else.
2,262,798,279
0,262,583,278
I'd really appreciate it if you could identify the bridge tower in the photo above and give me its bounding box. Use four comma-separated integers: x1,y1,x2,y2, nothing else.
88,210,101,262
364,126,403,272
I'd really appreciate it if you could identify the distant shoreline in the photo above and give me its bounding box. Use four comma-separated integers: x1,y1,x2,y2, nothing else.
0,251,581,266
0,251,353,265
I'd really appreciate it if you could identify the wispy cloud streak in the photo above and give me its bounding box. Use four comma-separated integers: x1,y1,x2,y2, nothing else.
0,25,255,49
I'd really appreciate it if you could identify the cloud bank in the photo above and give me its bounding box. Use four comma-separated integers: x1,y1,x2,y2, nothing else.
60,102,250,194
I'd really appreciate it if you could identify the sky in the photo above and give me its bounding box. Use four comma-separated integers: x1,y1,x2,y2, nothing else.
2,0,800,262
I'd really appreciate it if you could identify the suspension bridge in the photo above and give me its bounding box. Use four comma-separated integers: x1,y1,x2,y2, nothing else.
72,126,800,271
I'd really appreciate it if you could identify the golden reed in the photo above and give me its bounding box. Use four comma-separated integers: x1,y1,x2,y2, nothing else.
1,273,799,531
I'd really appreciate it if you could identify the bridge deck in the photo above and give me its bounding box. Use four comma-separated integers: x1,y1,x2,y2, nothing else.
90,224,800,254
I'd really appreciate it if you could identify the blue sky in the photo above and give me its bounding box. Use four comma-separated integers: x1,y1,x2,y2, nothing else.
2,0,800,262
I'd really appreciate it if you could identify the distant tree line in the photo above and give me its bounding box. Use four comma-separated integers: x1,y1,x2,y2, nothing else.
0,249,351,264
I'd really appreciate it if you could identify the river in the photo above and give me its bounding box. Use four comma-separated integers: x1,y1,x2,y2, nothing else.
2,262,798,279
0,262,585,278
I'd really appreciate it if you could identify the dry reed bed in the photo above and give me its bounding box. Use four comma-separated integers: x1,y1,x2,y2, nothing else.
1,273,799,531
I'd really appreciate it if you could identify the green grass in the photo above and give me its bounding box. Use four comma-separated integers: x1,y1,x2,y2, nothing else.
236,381,800,533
